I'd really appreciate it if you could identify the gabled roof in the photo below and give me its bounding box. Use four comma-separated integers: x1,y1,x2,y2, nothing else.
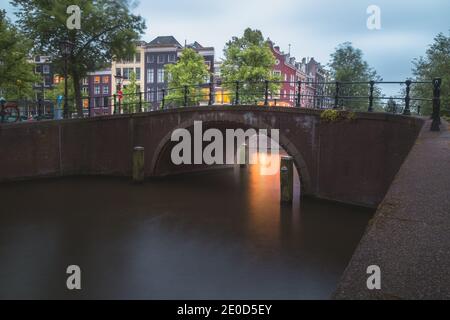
148,36,182,48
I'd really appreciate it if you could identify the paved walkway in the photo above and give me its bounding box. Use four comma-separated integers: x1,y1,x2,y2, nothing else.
334,119,450,300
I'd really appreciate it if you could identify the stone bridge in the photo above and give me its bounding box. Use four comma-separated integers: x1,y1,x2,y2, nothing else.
0,106,424,208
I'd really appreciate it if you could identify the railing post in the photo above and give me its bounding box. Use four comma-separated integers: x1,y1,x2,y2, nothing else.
403,80,412,115
431,78,442,132
296,81,301,108
368,81,375,112
184,85,188,106
235,81,240,105
264,80,269,106
209,81,214,106
334,81,340,109
113,94,117,114
161,89,166,109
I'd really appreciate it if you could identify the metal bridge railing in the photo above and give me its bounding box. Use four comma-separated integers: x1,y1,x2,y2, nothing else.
0,78,442,131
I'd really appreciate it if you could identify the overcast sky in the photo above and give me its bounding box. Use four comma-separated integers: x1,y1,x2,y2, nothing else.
2,0,449,83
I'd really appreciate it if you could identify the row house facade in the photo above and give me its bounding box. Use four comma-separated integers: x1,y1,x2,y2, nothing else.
110,36,215,108
268,42,328,108
32,55,55,100
81,69,112,116
270,43,298,107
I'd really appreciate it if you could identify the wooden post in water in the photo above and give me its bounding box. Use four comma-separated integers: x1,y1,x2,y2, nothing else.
132,146,145,183
280,156,294,203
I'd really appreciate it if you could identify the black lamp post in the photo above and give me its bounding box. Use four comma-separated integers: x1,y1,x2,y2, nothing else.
114,74,124,114
60,40,73,119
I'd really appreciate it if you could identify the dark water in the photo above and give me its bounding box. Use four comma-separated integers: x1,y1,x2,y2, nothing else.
0,158,373,299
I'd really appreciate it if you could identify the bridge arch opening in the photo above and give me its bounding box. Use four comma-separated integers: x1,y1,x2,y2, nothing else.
150,118,312,197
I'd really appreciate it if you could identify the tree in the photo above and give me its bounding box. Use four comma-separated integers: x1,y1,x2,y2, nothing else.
329,42,382,111
165,48,210,107
411,31,450,116
12,0,145,116
122,71,139,113
385,97,399,114
221,28,280,104
0,9,37,100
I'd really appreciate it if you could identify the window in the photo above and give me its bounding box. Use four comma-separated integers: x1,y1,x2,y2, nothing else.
135,67,141,81
94,85,100,95
103,86,109,95
157,55,165,64
102,76,109,84
123,68,131,80
43,65,50,74
273,71,281,78
157,89,164,101
168,54,176,63
82,77,88,85
157,69,165,83
94,76,101,84
135,53,141,63
95,97,101,108
82,87,88,95
147,69,154,83
147,55,155,63
103,97,109,108
116,68,121,77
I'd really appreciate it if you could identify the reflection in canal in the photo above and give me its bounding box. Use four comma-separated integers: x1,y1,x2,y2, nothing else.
0,153,373,299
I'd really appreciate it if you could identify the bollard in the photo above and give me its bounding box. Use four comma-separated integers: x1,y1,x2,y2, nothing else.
280,156,294,204
132,146,145,183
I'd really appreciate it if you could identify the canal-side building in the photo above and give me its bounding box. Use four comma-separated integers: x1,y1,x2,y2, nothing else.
144,36,215,107
32,55,55,100
111,41,146,95
269,42,297,107
81,69,113,116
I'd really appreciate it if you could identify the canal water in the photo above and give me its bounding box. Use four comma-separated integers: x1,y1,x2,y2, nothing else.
0,155,373,299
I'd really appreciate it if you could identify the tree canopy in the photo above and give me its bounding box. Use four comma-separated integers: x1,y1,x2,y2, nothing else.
0,9,37,100
411,31,450,116
221,28,280,104
11,0,146,116
328,42,382,111
165,48,210,107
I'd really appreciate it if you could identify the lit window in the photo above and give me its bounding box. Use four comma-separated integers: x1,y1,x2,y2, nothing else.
94,76,101,84
102,76,109,84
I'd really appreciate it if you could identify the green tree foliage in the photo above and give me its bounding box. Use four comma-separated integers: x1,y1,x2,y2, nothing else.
164,48,210,107
385,97,399,114
221,28,280,104
122,71,139,113
329,42,382,111
0,9,37,100
11,0,145,116
411,31,450,116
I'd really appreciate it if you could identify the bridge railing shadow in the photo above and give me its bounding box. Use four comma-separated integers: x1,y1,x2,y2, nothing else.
0,79,442,131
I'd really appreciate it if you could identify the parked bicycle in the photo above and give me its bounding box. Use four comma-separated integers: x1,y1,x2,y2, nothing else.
0,97,20,123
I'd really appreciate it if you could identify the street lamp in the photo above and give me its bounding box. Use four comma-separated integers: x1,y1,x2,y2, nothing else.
60,40,74,118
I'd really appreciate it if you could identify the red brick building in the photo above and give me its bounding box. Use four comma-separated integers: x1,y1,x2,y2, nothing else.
269,42,297,107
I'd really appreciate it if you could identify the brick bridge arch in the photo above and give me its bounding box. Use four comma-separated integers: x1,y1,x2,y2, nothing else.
0,105,423,207
149,115,313,195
